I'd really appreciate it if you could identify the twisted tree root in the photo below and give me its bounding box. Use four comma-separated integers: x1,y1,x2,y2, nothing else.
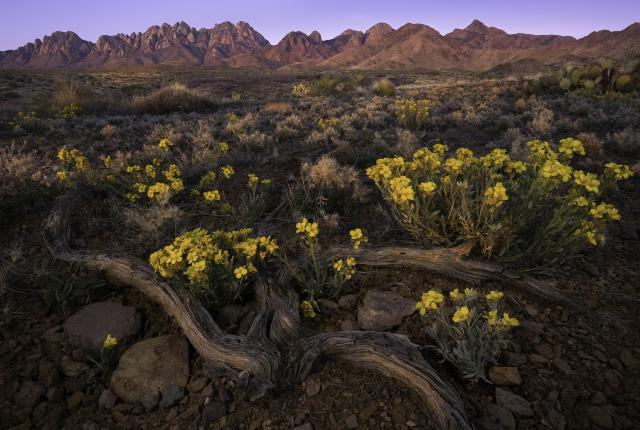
44,192,472,430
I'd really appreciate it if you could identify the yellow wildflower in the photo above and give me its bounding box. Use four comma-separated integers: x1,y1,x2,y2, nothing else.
449,288,464,301
485,290,504,301
574,196,589,207
604,162,633,181
452,306,470,323
301,300,317,318
349,228,368,249
558,138,585,158
388,175,414,204
203,190,221,202
234,266,249,279
418,181,437,195
574,171,600,193
158,138,173,151
103,334,118,349
590,202,620,221
486,310,498,326
501,312,519,327
416,290,445,315
218,142,229,152
222,165,235,179
484,182,508,207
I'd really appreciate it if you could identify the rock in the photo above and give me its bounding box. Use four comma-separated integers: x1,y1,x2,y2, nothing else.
619,348,639,369
98,389,117,409
535,343,555,360
317,298,339,312
64,301,140,352
495,388,533,417
587,406,614,429
61,356,90,378
345,414,358,429
47,387,63,402
517,320,544,336
357,291,415,331
305,379,321,397
603,369,620,389
528,353,549,365
202,399,227,423
547,409,566,430
159,384,184,408
488,367,522,386
339,320,357,331
338,294,358,309
141,391,159,410
14,381,45,412
502,352,527,367
189,377,209,393
552,358,574,375
110,335,189,403
67,391,84,409
477,404,516,430
38,361,60,388
590,391,607,406
293,424,313,430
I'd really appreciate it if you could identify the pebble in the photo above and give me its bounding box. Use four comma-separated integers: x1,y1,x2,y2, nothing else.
345,414,358,429
495,388,533,417
305,379,321,397
67,391,84,409
160,384,184,408
99,389,117,409
488,367,522,386
587,406,614,429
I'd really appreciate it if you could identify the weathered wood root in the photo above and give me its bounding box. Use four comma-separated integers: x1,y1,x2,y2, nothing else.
329,243,575,306
44,192,472,430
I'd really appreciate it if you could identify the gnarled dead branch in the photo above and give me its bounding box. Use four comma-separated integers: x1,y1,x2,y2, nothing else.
329,243,574,306
43,192,472,430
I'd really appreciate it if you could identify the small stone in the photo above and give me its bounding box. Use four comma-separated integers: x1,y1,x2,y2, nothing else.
587,406,614,429
528,354,549,365
517,321,544,336
305,379,321,397
495,388,533,417
67,391,84,409
159,384,184,408
38,361,60,388
99,389,117,409
61,356,89,378
547,409,566,430
552,358,573,375
477,404,516,430
406,421,418,428
293,424,313,430
189,377,209,393
340,320,357,331
619,348,639,369
590,391,607,406
535,343,555,360
338,294,358,309
345,414,358,429
503,352,527,367
317,298,339,311
64,301,140,352
141,391,159,410
202,399,227,422
357,291,415,331
14,381,45,412
603,369,620,389
488,367,522,386
47,387,63,402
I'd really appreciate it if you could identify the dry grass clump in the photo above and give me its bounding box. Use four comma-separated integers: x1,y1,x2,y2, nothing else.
262,101,292,113
275,114,303,139
372,79,396,97
52,76,100,111
225,113,257,135
530,105,554,134
610,128,640,156
122,204,184,246
0,144,45,197
303,156,369,202
130,83,211,114
576,132,604,160
395,128,418,157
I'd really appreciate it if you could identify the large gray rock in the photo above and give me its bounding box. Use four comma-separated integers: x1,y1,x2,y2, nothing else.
110,335,189,403
357,290,415,331
64,301,140,352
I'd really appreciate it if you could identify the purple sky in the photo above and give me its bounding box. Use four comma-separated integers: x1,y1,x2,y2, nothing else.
1,0,639,50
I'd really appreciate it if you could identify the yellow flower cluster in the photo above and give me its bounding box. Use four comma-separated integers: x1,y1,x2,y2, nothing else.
395,99,433,129
300,300,317,318
449,288,478,301
418,181,437,195
484,182,509,207
349,228,368,249
57,147,90,171
416,290,445,315
366,156,406,182
506,161,527,174
388,175,415,204
558,138,585,158
218,142,229,152
318,117,339,130
528,140,558,160
103,334,118,349
541,159,572,183
574,171,600,193
452,306,470,323
604,162,634,181
332,256,357,280
486,310,519,327
296,218,319,239
203,190,221,202
158,138,173,151
480,149,510,169
149,228,277,284
126,162,184,203
590,202,621,221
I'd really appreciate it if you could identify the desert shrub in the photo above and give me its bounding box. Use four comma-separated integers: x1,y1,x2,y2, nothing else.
372,79,396,97
232,173,273,225
225,112,257,136
395,99,433,130
529,105,554,134
8,111,42,134
52,76,99,111
416,288,519,381
280,219,363,316
130,83,211,114
149,227,278,309
275,114,303,139
291,83,312,98
311,74,340,96
394,128,418,157
367,139,633,269
610,128,640,156
122,203,184,247
262,101,292,113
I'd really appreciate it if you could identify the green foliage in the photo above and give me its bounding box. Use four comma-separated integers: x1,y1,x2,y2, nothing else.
372,79,396,97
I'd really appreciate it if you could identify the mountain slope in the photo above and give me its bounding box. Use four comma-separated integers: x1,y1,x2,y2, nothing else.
1,19,639,71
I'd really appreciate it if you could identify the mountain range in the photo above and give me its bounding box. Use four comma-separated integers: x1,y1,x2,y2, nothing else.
1,20,639,71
